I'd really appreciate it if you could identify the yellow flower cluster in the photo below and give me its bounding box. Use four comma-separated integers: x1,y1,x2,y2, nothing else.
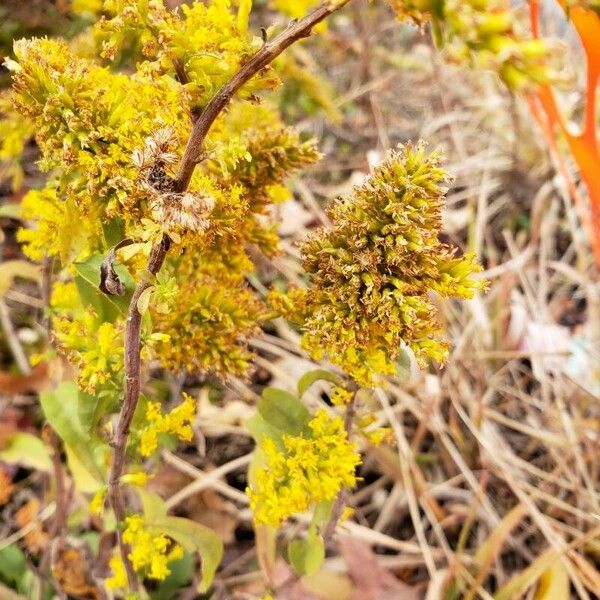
293,142,486,386
97,0,277,110
106,515,183,587
71,0,103,16
105,555,128,590
50,281,80,313
358,414,392,446
17,188,93,264
0,94,34,191
387,0,561,89
6,1,323,392
89,488,106,515
247,410,361,527
10,36,188,256
205,102,321,256
151,259,267,378
54,310,125,394
331,386,353,406
139,394,196,456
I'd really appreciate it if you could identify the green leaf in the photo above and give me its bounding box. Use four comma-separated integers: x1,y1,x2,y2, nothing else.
40,382,106,487
79,532,101,555
102,218,125,248
137,492,217,593
288,532,325,576
297,369,342,397
87,390,119,433
73,254,133,322
146,516,223,593
396,348,411,380
245,413,285,446
0,546,26,585
64,443,105,494
138,488,167,521
77,388,113,434
258,387,310,435
0,433,52,472
312,499,334,529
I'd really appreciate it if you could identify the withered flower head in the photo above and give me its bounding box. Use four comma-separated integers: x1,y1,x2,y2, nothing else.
294,142,486,386
133,128,215,235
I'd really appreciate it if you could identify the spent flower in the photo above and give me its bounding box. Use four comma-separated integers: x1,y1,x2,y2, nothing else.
295,142,486,386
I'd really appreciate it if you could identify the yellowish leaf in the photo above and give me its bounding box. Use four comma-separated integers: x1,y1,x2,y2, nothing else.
533,558,570,600
136,286,154,315
495,549,560,600
0,433,52,472
0,260,41,296
302,570,354,600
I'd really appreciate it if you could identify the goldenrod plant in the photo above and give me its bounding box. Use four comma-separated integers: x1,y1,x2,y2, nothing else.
1,0,568,597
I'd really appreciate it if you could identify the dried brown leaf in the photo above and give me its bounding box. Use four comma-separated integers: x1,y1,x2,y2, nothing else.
52,546,102,600
339,536,424,600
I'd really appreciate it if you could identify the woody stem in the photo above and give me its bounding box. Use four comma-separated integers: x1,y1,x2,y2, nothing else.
106,1,353,590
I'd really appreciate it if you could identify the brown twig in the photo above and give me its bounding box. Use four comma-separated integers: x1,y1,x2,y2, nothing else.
174,0,352,192
107,237,170,591
37,426,73,600
106,1,353,590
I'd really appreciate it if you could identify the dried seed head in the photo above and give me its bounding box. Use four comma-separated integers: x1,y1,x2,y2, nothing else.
132,127,178,172
149,191,215,234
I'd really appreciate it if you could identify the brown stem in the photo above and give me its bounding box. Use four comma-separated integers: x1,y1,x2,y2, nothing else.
37,426,72,600
107,237,170,591
175,0,352,192
107,2,352,589
323,392,358,544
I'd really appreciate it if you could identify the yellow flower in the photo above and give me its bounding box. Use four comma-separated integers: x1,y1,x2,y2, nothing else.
294,143,487,387
138,394,196,457
331,387,353,407
54,310,125,395
365,427,392,446
247,410,361,527
120,515,183,582
50,281,79,312
88,488,106,515
121,472,150,487
140,428,159,457
71,0,103,15
272,0,326,31
106,555,128,590
386,0,560,90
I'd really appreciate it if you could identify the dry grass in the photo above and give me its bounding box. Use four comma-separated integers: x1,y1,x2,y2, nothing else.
1,1,600,599
204,3,600,597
